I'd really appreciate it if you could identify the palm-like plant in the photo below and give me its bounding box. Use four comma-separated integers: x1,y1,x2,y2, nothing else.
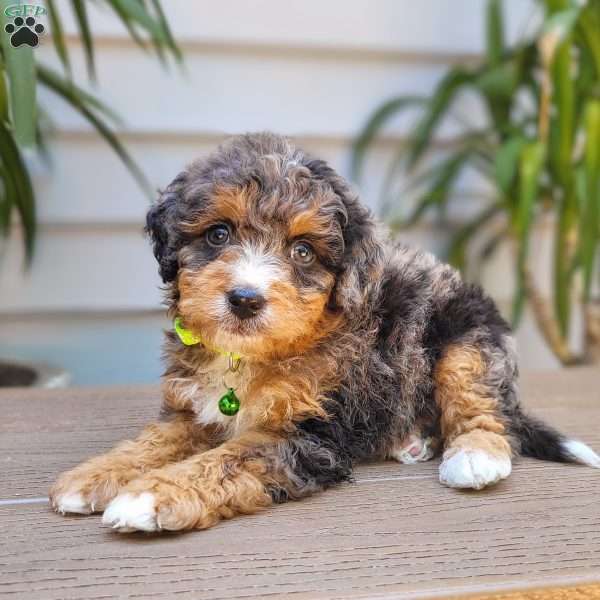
352,0,600,366
0,0,180,263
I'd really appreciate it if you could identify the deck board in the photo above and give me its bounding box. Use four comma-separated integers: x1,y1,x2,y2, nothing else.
1,368,599,599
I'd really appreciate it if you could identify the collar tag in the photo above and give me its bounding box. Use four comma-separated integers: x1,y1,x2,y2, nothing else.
173,317,243,361
173,317,202,346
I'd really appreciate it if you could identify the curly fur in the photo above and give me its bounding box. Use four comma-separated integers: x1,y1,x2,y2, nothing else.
50,132,599,531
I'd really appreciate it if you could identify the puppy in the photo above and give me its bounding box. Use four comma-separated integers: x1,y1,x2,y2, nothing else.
50,132,600,532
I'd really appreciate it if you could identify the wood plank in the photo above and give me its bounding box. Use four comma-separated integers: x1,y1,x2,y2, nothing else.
2,460,600,599
1,369,599,598
1,369,599,500
457,584,600,600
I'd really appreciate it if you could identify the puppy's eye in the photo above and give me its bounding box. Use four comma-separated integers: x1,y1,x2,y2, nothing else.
206,224,230,247
291,241,315,266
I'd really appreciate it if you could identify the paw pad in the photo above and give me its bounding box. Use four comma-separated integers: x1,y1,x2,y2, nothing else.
5,16,44,48
391,433,436,464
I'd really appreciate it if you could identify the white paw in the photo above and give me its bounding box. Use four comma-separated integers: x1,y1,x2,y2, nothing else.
102,493,158,532
54,492,93,515
439,449,511,490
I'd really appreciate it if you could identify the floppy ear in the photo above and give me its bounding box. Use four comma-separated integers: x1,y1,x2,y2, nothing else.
333,198,383,313
304,158,383,313
145,172,187,283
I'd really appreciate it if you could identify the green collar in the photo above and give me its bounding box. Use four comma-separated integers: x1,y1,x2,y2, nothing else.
173,317,243,361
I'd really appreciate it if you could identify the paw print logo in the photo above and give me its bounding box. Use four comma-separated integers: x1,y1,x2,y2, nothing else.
5,16,45,48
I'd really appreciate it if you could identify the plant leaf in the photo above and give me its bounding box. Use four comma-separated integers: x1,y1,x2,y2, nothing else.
549,34,575,187
47,0,71,76
351,95,425,181
0,2,36,147
106,0,148,51
473,226,508,281
0,121,36,261
494,135,526,198
71,0,96,79
150,0,182,61
578,1,600,77
475,62,518,100
547,27,577,335
107,0,174,63
448,202,502,272
37,65,122,125
539,6,581,67
397,150,473,227
37,65,152,198
0,165,12,236
380,130,493,216
512,140,546,326
115,0,168,42
580,99,600,301
406,68,475,169
486,0,505,66
554,186,578,336
0,54,9,122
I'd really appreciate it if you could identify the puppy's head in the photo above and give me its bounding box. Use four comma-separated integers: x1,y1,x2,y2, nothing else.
146,133,381,359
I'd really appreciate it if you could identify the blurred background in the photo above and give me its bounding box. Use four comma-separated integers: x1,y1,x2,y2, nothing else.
0,0,599,387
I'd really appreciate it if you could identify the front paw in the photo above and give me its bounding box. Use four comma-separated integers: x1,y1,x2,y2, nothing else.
102,492,159,532
50,462,133,515
102,475,213,533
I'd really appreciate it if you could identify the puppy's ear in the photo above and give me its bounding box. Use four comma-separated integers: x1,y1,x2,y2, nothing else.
145,172,187,283
304,158,383,313
333,198,382,313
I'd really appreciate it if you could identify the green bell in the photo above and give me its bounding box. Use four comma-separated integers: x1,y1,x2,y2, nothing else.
218,388,240,416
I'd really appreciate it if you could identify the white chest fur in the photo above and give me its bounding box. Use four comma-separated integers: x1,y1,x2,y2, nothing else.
193,355,244,428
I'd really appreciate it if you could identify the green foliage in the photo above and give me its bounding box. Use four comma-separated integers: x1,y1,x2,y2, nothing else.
353,0,600,365
0,0,180,263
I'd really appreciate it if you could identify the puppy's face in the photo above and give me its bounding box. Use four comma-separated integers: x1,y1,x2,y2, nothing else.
177,182,345,358
147,134,379,360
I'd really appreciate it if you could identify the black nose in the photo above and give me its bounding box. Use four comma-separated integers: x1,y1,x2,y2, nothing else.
227,288,266,319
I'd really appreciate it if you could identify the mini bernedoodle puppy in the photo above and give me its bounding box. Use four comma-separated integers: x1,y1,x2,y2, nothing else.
50,132,600,532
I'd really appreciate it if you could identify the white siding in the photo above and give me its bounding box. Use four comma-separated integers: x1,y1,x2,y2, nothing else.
0,1,539,314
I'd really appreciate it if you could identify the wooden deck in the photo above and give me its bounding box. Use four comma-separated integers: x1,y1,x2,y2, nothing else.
1,368,600,599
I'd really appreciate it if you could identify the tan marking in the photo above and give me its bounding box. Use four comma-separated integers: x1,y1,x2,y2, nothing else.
181,184,256,234
162,377,201,412
288,205,334,238
163,318,345,439
121,431,283,530
287,204,345,262
435,343,512,458
50,417,202,513
177,254,237,341
444,428,511,460
241,364,329,430
177,251,340,362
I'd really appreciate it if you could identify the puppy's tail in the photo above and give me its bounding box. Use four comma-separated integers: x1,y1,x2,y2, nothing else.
512,411,600,468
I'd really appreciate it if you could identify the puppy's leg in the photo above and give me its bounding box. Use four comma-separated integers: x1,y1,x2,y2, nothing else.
50,414,201,515
435,343,513,490
102,430,350,532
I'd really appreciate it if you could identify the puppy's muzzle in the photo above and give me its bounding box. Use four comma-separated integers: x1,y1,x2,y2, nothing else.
227,287,266,319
